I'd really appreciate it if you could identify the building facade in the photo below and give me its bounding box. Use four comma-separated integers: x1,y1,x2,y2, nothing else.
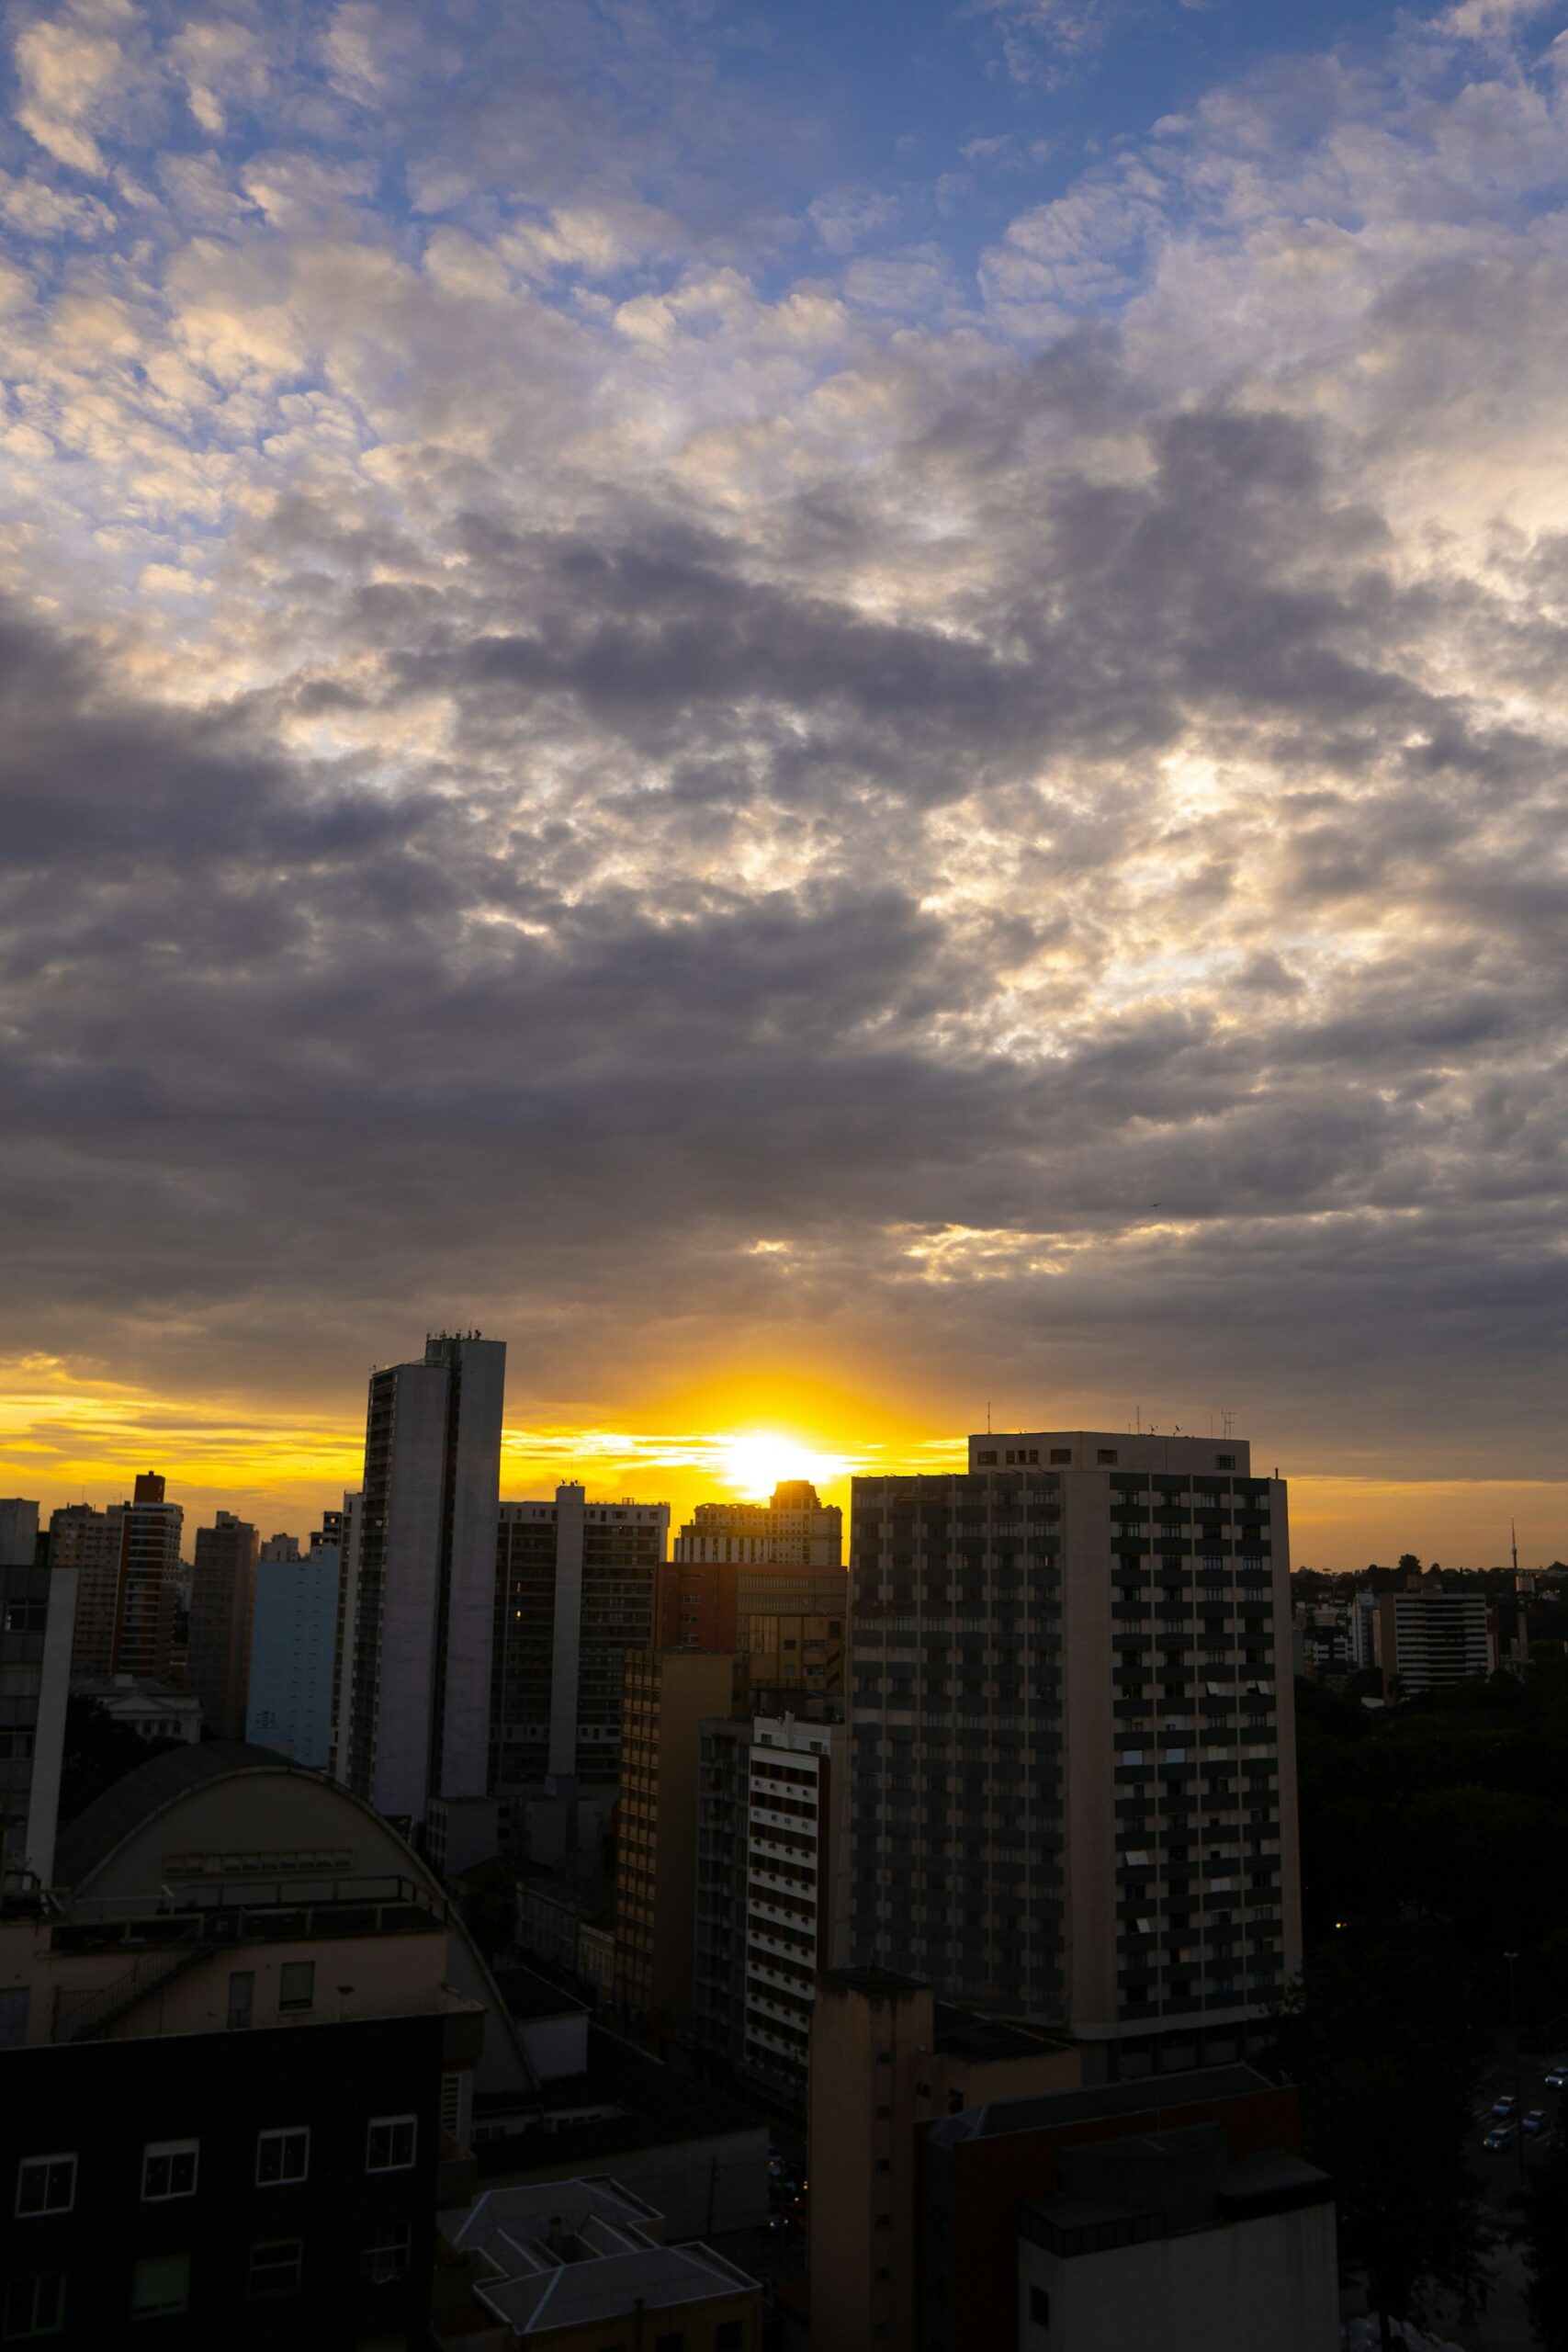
845,1430,1300,2073
656,1562,850,1695
188,1512,261,1742
338,1336,507,1828
491,1487,670,1849
615,1649,738,2020
0,1556,76,1894
247,1544,342,1769
49,1475,183,1686
1375,1592,1493,1693
671,1480,842,1568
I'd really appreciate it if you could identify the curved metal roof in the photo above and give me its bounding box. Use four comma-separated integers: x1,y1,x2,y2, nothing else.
54,1740,353,1890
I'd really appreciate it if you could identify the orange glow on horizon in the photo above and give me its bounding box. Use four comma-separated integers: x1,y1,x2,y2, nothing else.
0,1353,1562,1568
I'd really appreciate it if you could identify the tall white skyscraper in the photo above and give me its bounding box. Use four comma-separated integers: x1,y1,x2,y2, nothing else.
337,1333,506,1828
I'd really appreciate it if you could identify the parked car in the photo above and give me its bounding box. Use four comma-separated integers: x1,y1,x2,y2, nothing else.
1522,2109,1548,2135
1491,2095,1517,2119
1483,2123,1517,2152
1544,2064,1568,2091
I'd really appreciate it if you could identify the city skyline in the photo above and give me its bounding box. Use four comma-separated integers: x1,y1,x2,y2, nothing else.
7,0,1568,1575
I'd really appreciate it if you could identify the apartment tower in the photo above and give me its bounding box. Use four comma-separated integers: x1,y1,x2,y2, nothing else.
187,1510,261,1740
845,1430,1300,2075
338,1334,506,1828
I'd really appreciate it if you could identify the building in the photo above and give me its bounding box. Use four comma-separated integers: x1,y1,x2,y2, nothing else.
1292,1600,1355,1683
116,1473,185,1683
1,1550,76,1894
0,1501,41,1568
259,1534,301,1563
435,2177,762,2349
807,1969,1080,2352
672,1479,842,1567
1374,1591,1493,1694
325,1491,360,1782
846,1430,1301,2073
337,1334,507,1829
687,1707,849,2104
0,1739,559,2348
921,2067,1336,2352
615,1649,738,2020
491,1486,670,1860
49,1477,183,1685
246,1543,342,1769
657,1561,850,1694
187,1511,261,1741
71,1675,202,1744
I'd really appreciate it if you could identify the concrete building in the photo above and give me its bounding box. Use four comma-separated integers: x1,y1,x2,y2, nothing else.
435,2177,762,2350
71,1675,201,1745
0,1555,76,1894
0,1501,40,1569
922,2068,1336,2352
49,1476,183,1685
338,1334,507,1829
246,1542,341,1769
491,1486,669,1860
672,1479,842,1567
1374,1591,1493,1694
0,1741,527,2347
807,1969,1080,2352
846,1430,1300,2073
258,1533,300,1563
656,1561,851,1696
187,1511,260,1741
615,1649,738,2020
116,1473,184,1683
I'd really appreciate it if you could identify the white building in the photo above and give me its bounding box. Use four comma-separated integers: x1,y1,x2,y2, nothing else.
1374,1592,1493,1693
247,1541,341,1768
741,1712,845,2099
337,1334,506,1828
73,1674,201,1744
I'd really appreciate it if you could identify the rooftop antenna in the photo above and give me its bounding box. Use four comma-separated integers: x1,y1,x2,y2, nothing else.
1222,1408,1235,1440
987,1401,992,1434
1511,1519,1519,1577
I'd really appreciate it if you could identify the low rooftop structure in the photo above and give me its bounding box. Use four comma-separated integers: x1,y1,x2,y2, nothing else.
439,2176,761,2348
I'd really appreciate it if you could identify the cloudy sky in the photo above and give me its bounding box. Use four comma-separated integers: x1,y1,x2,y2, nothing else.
3,0,1567,1566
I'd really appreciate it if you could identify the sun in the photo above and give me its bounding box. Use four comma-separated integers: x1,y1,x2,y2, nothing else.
720,1431,843,1500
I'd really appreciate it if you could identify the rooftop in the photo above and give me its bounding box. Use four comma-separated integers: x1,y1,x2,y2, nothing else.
445,2177,758,2336
931,2063,1280,2146
54,1741,311,1887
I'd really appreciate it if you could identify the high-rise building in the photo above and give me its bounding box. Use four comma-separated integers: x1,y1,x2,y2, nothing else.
186,1511,261,1741
0,1500,76,1894
671,1479,841,1566
686,1707,848,2104
247,1538,342,1768
845,1430,1300,2075
326,1490,361,1783
48,1477,182,1684
1374,1590,1492,1693
491,1487,670,1852
614,1649,739,2020
259,1532,300,1562
338,1335,506,1828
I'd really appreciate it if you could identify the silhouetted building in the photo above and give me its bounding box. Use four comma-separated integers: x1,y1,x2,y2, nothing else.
846,1431,1300,2071
247,1541,341,1769
187,1512,260,1741
337,1336,507,1828
614,1650,738,2020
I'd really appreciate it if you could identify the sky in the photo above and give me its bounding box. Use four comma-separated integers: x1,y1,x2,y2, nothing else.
3,0,1568,1569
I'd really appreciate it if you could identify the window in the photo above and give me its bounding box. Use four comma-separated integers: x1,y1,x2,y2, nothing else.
654,2335,684,2352
2,2276,65,2340
1050,1449,1071,1464
2,1599,46,1634
15,2157,74,2219
1216,1454,1235,1470
130,2255,189,2320
248,2240,303,2299
227,1970,254,2030
716,2329,744,2352
367,2116,417,2172
1098,1449,1118,1465
278,1961,315,2012
141,2140,198,2200
256,2127,310,2186
363,2222,412,2285
1031,2284,1051,2327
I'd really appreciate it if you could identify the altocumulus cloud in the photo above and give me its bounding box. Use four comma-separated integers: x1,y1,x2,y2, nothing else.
1,0,1567,1478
